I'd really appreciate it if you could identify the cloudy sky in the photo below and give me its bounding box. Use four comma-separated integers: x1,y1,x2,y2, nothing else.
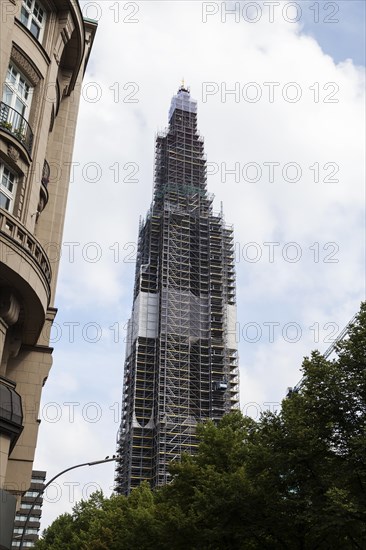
34,0,365,530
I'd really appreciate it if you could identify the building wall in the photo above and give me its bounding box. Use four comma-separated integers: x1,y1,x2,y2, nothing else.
0,0,97,522
11,469,46,548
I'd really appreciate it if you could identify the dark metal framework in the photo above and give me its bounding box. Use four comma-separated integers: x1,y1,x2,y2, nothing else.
115,87,239,494
0,101,33,155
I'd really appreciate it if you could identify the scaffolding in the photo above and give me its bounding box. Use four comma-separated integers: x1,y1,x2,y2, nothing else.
115,87,239,495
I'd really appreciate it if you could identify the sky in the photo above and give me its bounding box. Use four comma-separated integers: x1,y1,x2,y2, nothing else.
34,0,365,531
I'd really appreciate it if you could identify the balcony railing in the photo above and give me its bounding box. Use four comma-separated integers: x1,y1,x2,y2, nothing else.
0,101,34,155
0,210,51,288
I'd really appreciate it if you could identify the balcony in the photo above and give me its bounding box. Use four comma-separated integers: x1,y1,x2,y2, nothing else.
0,211,51,286
0,102,33,156
0,210,51,344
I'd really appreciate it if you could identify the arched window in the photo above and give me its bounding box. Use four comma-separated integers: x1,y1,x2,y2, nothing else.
3,64,32,120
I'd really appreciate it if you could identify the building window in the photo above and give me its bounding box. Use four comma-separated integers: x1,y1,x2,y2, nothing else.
20,0,46,42
21,503,41,510
13,527,38,535
3,64,32,120
1,61,35,154
15,515,27,521
15,514,39,522
0,164,17,213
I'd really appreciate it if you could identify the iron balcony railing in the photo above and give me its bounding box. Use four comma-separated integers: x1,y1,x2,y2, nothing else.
0,101,34,155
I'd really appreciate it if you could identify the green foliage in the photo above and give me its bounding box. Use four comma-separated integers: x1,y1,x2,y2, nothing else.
35,487,159,550
36,303,366,549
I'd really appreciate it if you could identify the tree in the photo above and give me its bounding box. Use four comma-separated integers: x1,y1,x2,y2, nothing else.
36,303,366,549
160,304,366,549
35,485,161,550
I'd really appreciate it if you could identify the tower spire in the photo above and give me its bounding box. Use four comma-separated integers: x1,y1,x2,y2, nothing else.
115,87,239,496
179,78,189,93
169,84,196,121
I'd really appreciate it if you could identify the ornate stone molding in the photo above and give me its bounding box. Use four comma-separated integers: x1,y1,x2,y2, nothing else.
54,10,76,65
11,46,41,86
8,327,22,358
58,10,75,44
0,290,20,326
7,145,20,163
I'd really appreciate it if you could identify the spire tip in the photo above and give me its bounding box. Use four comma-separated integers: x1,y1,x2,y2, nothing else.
179,78,190,93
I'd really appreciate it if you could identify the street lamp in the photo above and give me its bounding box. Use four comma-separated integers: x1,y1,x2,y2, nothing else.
18,457,117,549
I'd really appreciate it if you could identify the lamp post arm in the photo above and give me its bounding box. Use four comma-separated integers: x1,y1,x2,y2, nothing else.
18,457,116,549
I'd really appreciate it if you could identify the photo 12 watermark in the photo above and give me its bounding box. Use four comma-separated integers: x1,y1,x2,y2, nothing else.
202,81,340,103
201,2,340,24
207,161,340,183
